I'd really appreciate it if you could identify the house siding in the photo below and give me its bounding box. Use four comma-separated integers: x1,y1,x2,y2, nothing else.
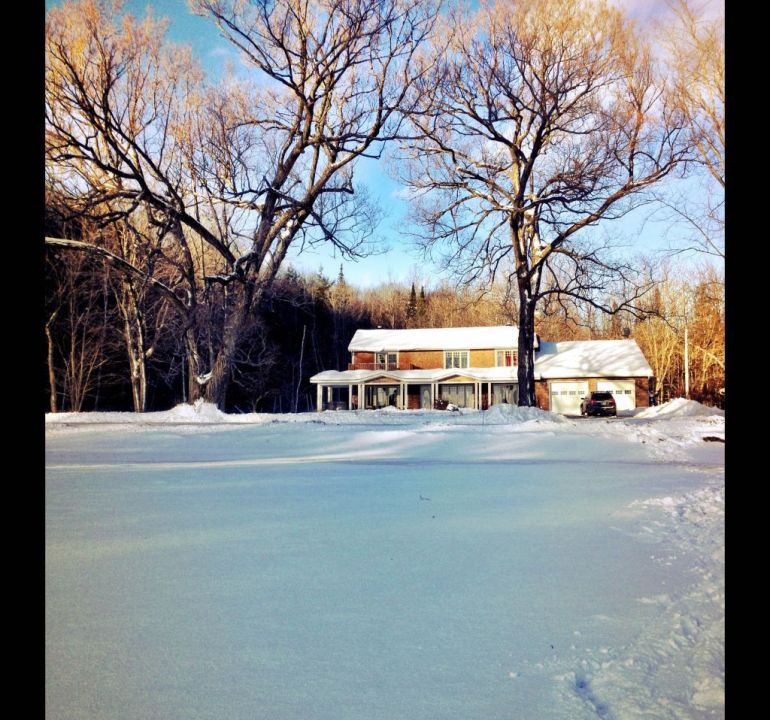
402,349,498,369
351,349,502,369
400,350,444,369
353,351,374,365
471,349,497,367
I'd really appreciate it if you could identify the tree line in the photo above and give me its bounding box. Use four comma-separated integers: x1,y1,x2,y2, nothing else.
45,0,723,411
46,198,724,412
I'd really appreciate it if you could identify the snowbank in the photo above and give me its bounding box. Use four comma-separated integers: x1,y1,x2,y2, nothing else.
45,400,572,428
45,399,257,426
634,398,724,419
479,402,573,425
45,398,722,447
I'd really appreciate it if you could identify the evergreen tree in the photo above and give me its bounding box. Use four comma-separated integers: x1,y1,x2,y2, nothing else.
406,283,418,326
417,286,427,325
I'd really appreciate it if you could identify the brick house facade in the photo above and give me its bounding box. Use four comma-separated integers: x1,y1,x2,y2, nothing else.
311,327,653,415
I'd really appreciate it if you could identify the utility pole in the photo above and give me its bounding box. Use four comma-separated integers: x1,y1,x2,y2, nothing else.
684,322,690,399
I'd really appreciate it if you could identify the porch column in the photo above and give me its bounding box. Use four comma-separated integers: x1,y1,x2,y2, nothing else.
431,383,436,408
488,382,492,407
348,384,353,411
359,383,365,410
327,386,333,408
316,384,323,412
401,383,406,410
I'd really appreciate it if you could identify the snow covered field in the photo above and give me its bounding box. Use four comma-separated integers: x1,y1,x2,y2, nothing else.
45,400,724,720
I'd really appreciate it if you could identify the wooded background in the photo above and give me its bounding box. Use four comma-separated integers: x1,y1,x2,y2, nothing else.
44,0,724,413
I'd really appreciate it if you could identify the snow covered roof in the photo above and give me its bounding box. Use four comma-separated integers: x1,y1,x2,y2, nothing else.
349,326,532,352
534,340,653,379
310,366,520,384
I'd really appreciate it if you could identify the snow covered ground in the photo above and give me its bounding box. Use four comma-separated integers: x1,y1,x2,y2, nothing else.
45,399,724,720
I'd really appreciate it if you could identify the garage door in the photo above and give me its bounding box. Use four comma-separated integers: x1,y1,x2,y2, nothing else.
550,381,589,416
597,380,636,412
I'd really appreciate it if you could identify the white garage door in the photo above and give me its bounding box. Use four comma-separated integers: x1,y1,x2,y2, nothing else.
550,382,589,416
597,380,636,412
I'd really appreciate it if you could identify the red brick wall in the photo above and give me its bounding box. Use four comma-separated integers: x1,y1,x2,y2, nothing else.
534,380,550,410
635,378,651,407
407,386,421,409
352,351,374,366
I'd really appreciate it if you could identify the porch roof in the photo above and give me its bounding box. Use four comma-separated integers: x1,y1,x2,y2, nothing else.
309,366,520,385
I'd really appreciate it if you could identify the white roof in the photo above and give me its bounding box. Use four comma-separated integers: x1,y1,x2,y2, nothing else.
310,366,520,384
311,337,652,385
348,326,528,352
534,340,653,379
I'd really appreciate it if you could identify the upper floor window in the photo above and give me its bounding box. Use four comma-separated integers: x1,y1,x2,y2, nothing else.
375,352,398,369
444,350,469,369
496,349,518,367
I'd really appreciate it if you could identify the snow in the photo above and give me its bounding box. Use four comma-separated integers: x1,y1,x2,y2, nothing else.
348,325,527,352
535,340,653,378
44,398,572,428
311,366,521,384
635,397,725,419
46,400,723,720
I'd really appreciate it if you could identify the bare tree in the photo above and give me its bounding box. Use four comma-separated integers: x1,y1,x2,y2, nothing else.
45,249,112,412
46,0,209,403
665,0,724,190
185,0,442,405
46,0,442,409
632,261,724,405
397,0,691,405
652,0,724,261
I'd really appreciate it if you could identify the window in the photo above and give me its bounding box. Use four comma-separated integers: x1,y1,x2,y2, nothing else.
365,384,400,409
375,352,398,369
492,383,518,405
496,349,518,367
439,383,474,408
444,350,469,369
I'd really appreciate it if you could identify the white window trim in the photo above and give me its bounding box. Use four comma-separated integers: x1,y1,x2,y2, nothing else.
494,348,519,367
375,351,399,370
443,349,470,369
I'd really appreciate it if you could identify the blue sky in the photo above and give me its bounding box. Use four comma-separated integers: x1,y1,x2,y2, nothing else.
46,0,720,288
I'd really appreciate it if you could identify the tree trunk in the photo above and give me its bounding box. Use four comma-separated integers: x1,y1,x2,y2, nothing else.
46,312,59,413
202,282,256,410
517,292,538,407
118,279,147,412
183,327,202,404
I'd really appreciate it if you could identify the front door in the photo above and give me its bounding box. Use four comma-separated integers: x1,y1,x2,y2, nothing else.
420,385,431,409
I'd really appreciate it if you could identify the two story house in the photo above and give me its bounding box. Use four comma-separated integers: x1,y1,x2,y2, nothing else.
310,325,654,415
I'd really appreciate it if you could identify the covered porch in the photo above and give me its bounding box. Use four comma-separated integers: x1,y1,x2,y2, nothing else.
311,369,519,412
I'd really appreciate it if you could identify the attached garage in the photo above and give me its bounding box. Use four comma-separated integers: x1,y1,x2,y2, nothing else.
596,380,637,412
535,340,653,416
549,381,589,416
